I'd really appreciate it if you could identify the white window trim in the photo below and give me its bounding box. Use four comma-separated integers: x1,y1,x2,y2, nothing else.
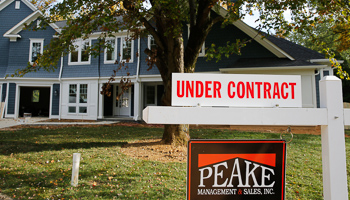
104,37,117,64
120,37,134,63
29,38,44,65
67,83,89,115
68,39,91,65
187,24,205,57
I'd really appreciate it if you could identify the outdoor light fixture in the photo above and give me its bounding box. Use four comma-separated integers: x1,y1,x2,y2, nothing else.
54,89,58,97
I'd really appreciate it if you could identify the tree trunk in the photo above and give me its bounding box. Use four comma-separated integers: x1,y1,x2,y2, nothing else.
161,75,190,146
155,31,190,146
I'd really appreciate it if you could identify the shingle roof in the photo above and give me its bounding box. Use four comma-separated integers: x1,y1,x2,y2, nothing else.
265,34,325,60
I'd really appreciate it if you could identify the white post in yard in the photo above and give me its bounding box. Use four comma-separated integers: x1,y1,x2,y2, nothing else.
71,153,81,187
319,76,348,200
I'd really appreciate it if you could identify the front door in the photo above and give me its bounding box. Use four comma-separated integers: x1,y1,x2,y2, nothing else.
114,85,130,116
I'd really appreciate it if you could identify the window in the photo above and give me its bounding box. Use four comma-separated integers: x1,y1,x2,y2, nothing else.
187,25,205,57
15,1,20,9
69,39,91,65
29,39,44,64
148,35,157,51
145,85,157,106
104,38,116,64
68,84,88,114
32,90,40,102
121,37,134,62
69,84,77,103
79,84,88,103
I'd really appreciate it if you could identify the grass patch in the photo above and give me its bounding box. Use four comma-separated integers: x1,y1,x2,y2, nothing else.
0,125,349,199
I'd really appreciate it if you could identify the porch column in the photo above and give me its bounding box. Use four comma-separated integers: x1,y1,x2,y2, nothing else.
98,83,104,119
133,81,142,121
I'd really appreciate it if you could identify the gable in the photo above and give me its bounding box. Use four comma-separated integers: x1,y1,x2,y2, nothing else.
3,10,60,41
0,0,36,12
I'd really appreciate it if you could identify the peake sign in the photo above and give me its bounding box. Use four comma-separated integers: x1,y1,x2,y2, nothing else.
172,73,302,107
187,140,287,200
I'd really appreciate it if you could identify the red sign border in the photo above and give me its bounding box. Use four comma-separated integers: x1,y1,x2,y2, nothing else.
187,140,286,200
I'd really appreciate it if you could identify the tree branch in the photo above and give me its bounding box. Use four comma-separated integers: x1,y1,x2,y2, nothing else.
189,0,196,28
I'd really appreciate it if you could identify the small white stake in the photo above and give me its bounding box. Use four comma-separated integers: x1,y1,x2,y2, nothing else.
71,153,81,187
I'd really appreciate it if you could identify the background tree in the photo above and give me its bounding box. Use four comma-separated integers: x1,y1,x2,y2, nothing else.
287,21,350,102
20,0,350,145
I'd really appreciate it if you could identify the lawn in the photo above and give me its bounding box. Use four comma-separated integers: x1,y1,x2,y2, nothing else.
0,124,349,199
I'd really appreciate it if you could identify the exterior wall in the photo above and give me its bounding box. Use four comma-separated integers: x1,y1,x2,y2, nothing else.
60,79,99,120
51,83,60,116
6,82,16,116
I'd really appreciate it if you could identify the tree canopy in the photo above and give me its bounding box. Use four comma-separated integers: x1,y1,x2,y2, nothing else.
20,0,350,145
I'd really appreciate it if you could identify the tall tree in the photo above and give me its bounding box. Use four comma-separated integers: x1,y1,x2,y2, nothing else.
20,0,350,145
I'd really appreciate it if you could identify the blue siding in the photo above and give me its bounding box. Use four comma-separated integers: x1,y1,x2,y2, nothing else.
2,83,7,102
51,83,60,115
0,0,35,78
139,37,160,75
5,19,60,78
7,83,16,114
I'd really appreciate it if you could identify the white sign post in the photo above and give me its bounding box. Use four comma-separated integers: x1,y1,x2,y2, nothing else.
143,74,349,200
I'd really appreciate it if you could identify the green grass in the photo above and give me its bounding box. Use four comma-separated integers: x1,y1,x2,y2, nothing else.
0,125,349,199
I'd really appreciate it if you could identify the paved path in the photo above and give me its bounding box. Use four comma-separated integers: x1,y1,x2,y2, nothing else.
0,118,118,129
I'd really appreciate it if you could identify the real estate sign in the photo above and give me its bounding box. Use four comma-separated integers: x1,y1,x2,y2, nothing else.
187,140,287,200
172,73,302,107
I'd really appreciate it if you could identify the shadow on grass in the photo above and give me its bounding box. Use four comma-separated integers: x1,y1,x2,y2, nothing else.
0,141,127,155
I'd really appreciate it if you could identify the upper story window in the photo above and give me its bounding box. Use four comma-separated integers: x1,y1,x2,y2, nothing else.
15,1,20,9
29,39,44,64
148,35,157,51
104,38,117,64
121,37,134,63
69,39,91,65
187,25,205,57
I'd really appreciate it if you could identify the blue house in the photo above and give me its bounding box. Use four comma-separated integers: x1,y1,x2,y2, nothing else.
0,0,333,120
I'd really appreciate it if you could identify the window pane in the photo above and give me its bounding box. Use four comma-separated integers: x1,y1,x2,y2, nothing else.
81,41,89,62
32,90,40,102
31,42,41,62
79,84,88,103
79,107,87,113
122,39,132,61
69,84,77,103
106,39,115,61
68,106,76,113
70,51,78,62
146,86,155,105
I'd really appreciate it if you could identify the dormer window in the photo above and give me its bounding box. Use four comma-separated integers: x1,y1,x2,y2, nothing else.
69,39,91,65
148,35,157,51
120,37,133,63
15,1,20,9
104,38,117,64
29,39,44,64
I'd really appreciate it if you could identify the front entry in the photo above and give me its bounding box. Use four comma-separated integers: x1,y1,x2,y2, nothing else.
114,85,130,116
